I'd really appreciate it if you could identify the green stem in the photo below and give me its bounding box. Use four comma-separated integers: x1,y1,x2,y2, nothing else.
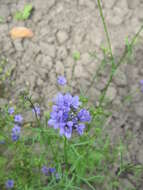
97,0,114,63
85,61,105,94
71,60,76,82
26,96,40,125
49,138,58,162
64,137,68,169
85,0,115,99
98,25,143,107
70,60,77,93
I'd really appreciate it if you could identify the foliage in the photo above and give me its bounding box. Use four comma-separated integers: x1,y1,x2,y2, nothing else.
14,4,33,21
73,52,80,61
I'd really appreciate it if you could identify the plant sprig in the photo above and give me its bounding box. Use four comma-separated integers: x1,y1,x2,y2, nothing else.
14,4,33,21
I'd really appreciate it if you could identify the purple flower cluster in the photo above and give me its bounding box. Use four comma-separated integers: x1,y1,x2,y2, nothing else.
48,93,91,139
11,125,21,141
14,114,23,123
5,179,14,189
57,76,67,86
11,114,23,141
41,166,56,176
8,111,23,141
41,166,60,181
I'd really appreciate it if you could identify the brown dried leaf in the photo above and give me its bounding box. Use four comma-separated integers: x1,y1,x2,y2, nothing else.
10,27,34,39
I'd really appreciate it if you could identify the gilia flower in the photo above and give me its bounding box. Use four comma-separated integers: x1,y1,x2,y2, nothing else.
41,166,56,176
77,109,91,122
11,125,21,141
57,76,67,86
8,107,14,115
5,179,14,189
48,92,91,139
14,114,23,123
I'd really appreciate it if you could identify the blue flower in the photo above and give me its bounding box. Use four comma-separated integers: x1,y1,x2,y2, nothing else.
64,93,73,109
48,109,64,129
59,123,73,139
54,93,64,107
41,166,56,176
77,109,91,122
32,106,40,116
14,114,23,123
72,116,78,125
41,166,49,176
76,123,85,135
5,179,14,189
8,107,14,115
11,125,21,141
57,76,67,86
49,168,56,173
72,95,81,109
55,173,61,180
48,92,91,139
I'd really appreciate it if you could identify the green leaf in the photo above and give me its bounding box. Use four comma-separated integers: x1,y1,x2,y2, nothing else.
14,12,23,20
22,4,33,20
73,51,80,61
14,4,33,21
79,95,88,104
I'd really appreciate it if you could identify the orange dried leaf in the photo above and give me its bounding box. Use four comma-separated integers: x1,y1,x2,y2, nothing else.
10,27,34,39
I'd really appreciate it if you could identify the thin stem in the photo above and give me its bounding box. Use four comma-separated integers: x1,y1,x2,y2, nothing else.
49,139,58,162
69,60,77,94
64,137,68,169
85,0,114,96
97,0,114,63
98,24,143,107
85,60,105,94
26,96,40,124
77,176,96,190
71,61,77,93
131,24,143,46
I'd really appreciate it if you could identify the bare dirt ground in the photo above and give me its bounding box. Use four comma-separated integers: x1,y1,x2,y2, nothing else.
0,0,143,189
